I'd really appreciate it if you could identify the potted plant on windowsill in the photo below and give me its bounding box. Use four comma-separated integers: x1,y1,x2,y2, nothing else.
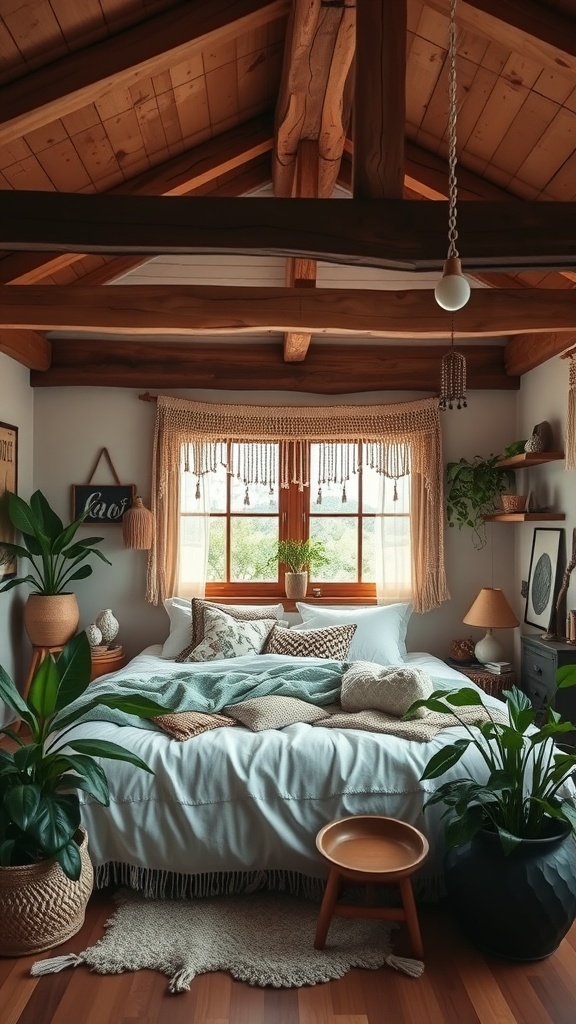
0,489,111,646
405,680,576,960
0,631,168,956
261,538,329,599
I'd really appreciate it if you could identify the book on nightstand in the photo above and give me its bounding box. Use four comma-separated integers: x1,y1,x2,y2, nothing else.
482,661,512,674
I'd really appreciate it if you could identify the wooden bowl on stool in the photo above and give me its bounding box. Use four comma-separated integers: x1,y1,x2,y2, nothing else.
314,815,429,959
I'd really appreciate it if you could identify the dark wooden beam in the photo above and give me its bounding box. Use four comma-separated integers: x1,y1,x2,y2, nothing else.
0,0,288,148
3,193,576,272
284,140,318,362
354,0,406,199
31,340,517,392
0,330,51,371
505,332,576,376
5,285,576,337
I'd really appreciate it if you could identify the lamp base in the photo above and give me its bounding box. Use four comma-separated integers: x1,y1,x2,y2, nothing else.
474,630,502,664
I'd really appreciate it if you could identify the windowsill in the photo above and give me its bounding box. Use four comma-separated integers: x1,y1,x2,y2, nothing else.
204,594,380,612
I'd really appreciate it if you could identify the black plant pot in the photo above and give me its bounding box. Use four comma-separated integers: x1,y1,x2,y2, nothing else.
444,825,576,960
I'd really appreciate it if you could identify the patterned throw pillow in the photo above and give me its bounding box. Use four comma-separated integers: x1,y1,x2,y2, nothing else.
152,710,237,741
175,599,285,662
223,695,330,731
264,623,357,660
181,606,276,663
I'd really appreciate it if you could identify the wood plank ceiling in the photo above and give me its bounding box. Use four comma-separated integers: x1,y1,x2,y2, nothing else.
1,0,576,392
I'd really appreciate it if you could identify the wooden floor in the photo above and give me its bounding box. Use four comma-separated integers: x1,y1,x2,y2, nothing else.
2,890,576,1024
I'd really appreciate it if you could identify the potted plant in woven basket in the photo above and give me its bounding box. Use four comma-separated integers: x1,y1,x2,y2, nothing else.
405,678,576,960
0,631,168,956
261,538,329,599
0,489,111,646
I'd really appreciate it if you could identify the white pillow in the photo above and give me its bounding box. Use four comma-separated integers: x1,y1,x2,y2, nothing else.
183,606,276,663
293,602,412,666
160,598,285,659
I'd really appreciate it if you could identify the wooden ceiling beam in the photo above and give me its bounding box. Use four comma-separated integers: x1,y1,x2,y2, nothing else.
353,0,406,200
4,193,576,272
283,140,318,363
5,285,576,337
30,340,517,392
0,0,288,149
505,332,576,376
0,329,51,371
426,0,576,74
0,117,274,286
273,0,355,198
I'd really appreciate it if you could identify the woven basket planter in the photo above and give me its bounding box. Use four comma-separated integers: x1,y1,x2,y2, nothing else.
0,828,93,957
23,593,80,647
501,494,528,513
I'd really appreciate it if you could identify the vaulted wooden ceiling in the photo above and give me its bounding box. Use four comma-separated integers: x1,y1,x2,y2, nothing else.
1,0,576,393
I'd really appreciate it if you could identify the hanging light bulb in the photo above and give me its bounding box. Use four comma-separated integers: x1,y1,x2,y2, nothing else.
434,0,470,313
439,314,467,411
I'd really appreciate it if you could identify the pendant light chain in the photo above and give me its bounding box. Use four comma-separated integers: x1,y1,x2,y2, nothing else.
446,0,459,261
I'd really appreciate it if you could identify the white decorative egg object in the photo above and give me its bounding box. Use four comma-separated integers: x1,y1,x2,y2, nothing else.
85,623,102,648
95,608,119,643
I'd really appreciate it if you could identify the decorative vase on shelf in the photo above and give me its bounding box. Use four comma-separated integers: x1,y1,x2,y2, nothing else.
95,608,119,644
85,623,103,648
525,421,553,453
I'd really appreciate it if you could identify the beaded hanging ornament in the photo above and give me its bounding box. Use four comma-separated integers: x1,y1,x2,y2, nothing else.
439,316,467,411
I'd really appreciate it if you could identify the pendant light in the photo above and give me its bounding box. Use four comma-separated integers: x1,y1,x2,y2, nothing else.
434,0,470,312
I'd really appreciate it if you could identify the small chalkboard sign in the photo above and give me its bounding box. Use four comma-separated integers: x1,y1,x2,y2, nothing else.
73,448,136,525
72,484,136,525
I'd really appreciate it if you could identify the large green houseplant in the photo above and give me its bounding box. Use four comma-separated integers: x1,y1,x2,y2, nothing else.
446,455,515,549
0,489,111,645
0,631,168,955
405,680,576,959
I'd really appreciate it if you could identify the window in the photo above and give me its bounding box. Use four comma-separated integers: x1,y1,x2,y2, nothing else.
179,441,411,600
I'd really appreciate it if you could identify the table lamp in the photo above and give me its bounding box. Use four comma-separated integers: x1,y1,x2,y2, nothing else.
462,587,519,663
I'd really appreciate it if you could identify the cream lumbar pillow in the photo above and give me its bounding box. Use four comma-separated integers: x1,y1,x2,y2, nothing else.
224,695,330,731
340,661,433,718
184,606,276,663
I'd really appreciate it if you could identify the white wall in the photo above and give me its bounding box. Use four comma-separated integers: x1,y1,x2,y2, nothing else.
515,356,574,656
0,354,34,721
33,385,518,663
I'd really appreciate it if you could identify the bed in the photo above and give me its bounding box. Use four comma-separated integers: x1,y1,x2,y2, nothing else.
65,600,509,901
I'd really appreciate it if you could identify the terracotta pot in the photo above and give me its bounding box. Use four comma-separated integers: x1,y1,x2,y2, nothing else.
0,828,94,957
284,571,308,600
23,593,80,647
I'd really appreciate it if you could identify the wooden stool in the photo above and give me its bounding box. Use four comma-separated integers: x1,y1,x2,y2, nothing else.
24,645,65,700
314,815,429,959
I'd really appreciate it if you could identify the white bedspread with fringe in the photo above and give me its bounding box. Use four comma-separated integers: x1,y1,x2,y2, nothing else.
68,648,506,901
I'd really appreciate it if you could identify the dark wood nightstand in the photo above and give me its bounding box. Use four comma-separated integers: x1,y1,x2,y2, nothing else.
521,635,576,726
448,661,516,699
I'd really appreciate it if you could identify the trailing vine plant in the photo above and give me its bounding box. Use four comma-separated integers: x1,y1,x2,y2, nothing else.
446,454,515,549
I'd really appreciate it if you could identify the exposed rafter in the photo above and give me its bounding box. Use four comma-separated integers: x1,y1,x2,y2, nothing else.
0,330,51,371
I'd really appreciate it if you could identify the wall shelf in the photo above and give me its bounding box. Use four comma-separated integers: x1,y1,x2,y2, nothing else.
496,452,564,469
484,512,565,522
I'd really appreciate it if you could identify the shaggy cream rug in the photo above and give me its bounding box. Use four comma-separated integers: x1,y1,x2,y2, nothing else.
31,891,423,992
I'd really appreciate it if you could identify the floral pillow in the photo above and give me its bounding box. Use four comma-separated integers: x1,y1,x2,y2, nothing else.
175,599,286,662
181,606,276,663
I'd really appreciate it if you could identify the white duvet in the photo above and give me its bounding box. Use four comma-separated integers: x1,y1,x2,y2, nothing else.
69,648,504,897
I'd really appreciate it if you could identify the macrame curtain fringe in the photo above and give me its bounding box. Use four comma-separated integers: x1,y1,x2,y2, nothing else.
566,355,576,470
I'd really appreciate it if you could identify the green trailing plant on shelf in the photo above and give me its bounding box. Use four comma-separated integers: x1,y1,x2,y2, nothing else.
0,489,111,595
0,632,169,880
446,454,515,549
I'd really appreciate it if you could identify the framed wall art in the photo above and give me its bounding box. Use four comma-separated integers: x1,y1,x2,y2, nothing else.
0,421,18,582
524,527,564,631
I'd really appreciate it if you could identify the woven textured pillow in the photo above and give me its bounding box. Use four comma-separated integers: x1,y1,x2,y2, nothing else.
223,695,330,731
340,660,433,718
175,599,285,662
152,710,237,741
264,623,356,660
181,605,276,663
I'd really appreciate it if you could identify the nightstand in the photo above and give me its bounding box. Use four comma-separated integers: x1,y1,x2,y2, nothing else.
520,635,576,725
90,645,126,681
449,661,516,700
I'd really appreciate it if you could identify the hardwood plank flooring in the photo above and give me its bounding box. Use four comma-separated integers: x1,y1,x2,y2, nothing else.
2,891,576,1023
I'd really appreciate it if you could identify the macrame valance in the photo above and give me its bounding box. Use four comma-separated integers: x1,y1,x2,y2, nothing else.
146,395,449,614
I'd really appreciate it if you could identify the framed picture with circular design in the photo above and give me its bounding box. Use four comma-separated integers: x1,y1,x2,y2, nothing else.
524,527,564,631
